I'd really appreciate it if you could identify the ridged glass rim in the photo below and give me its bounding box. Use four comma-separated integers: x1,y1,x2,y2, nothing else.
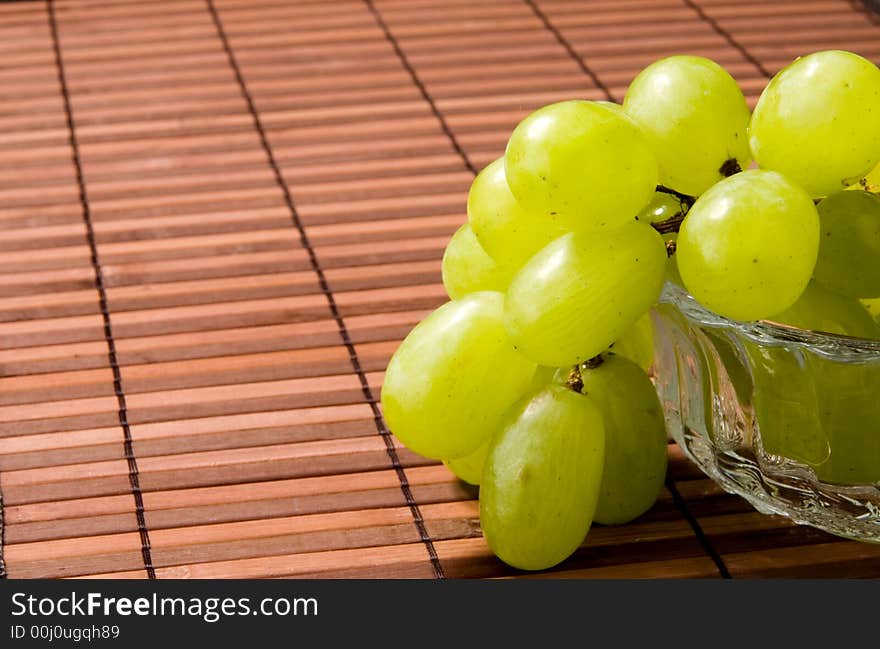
659,281,880,361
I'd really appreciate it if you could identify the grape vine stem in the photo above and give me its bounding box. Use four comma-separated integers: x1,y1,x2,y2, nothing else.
650,185,694,235
566,355,605,393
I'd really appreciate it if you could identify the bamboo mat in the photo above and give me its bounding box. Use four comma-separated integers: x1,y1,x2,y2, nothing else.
1,0,879,580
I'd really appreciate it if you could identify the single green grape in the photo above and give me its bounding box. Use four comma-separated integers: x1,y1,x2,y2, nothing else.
812,360,880,485
381,292,536,460
636,191,688,226
504,222,668,367
504,100,658,232
812,190,880,299
746,343,829,466
777,286,880,483
611,312,655,372
751,283,880,471
772,281,880,339
749,50,880,198
677,169,820,321
480,385,605,571
467,157,564,271
445,439,490,486
577,355,668,526
624,55,751,196
441,223,512,300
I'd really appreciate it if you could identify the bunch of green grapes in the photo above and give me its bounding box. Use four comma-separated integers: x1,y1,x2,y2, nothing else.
382,50,880,571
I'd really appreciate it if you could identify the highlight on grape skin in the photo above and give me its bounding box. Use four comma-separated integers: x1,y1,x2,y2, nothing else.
480,385,605,571
573,355,668,526
749,50,880,198
623,55,752,196
676,169,819,322
467,157,563,272
380,291,536,461
379,48,880,571
441,223,511,300
503,222,667,368
504,100,659,232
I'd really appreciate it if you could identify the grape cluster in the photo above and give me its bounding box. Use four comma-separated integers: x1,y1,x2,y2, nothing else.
381,50,880,571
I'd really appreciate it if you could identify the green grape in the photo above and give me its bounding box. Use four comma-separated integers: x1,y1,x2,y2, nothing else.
636,191,688,226
504,100,658,232
677,170,819,321
480,385,605,570
467,157,563,271
775,287,880,483
746,343,829,466
441,224,512,300
812,190,880,299
772,281,880,339
812,361,880,485
749,50,880,198
623,55,751,196
504,222,668,367
381,292,536,460
750,283,880,472
444,439,490,486
577,355,668,525
611,312,655,372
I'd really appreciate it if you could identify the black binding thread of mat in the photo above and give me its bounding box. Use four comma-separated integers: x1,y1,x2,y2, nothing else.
363,0,477,175
522,0,617,101
47,0,156,580
681,0,773,78
853,0,880,23
666,478,731,578
205,0,446,580
522,0,734,580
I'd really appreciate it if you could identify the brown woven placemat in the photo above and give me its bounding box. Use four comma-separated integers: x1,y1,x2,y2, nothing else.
1,0,879,580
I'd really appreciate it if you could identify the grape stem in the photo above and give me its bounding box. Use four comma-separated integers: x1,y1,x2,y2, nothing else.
566,366,583,393
566,355,605,393
651,185,695,235
719,158,742,177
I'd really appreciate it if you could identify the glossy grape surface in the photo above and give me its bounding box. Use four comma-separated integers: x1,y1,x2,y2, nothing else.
480,385,605,570
677,170,819,321
578,355,667,525
812,190,880,299
504,100,658,232
504,222,667,367
749,50,880,197
381,292,536,460
624,55,751,196
441,223,511,299
467,157,563,272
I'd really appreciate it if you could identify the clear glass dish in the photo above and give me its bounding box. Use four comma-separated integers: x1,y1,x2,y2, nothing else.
651,282,880,542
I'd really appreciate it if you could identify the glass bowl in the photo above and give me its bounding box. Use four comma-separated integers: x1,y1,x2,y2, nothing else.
651,281,880,542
